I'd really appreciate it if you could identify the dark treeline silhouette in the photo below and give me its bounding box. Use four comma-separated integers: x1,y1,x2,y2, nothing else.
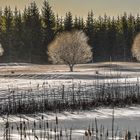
0,1,139,63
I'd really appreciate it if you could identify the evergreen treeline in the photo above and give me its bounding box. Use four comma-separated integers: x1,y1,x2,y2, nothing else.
0,1,139,63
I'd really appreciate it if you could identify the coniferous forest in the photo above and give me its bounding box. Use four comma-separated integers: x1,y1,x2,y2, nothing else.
0,1,139,63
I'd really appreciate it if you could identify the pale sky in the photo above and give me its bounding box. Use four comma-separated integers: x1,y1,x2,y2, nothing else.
0,0,140,18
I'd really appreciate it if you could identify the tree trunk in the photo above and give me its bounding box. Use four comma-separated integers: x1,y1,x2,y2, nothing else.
69,65,74,72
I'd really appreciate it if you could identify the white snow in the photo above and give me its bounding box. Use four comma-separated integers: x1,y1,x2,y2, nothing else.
0,62,140,139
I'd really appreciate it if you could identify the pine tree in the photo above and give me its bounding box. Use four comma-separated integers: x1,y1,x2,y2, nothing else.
121,12,129,61
56,14,60,30
22,6,32,61
64,12,73,31
29,2,43,63
0,8,3,43
2,6,13,62
78,17,85,30
60,16,64,31
127,14,135,60
55,14,63,32
107,17,117,60
74,16,79,29
73,16,84,30
134,14,140,34
0,8,4,62
0,1,138,63
86,11,94,33
42,0,55,62
12,7,23,61
85,11,95,61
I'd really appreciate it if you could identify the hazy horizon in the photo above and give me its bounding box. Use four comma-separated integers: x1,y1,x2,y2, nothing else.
0,0,140,18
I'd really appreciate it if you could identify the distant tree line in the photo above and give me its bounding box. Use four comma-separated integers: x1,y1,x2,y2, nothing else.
0,0,139,63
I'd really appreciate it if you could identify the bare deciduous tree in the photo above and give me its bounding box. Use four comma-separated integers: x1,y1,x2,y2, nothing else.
132,33,140,61
48,30,92,71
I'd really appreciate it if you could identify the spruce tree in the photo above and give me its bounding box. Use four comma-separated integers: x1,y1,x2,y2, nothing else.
85,11,94,62
134,14,140,34
2,6,13,62
127,14,135,60
30,2,43,63
78,17,85,30
64,12,73,31
42,0,55,62
74,16,78,29
107,17,117,60
22,6,32,62
0,1,138,63
12,8,23,61
55,14,63,32
121,12,129,61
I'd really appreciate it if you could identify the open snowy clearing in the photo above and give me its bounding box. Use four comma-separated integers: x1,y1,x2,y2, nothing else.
0,62,140,88
0,106,140,140
0,62,139,100
0,62,140,139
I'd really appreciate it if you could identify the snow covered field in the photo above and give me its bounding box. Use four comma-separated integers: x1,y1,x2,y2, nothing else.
0,62,140,98
0,62,140,139
0,106,140,140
